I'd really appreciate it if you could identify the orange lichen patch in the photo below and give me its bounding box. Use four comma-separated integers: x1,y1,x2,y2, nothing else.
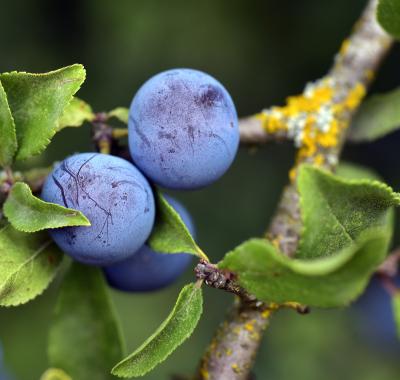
289,167,297,182
313,154,325,166
244,320,256,332
199,367,210,380
231,363,241,374
258,76,366,181
268,302,280,310
343,83,366,109
339,38,350,56
261,308,272,319
256,111,285,134
282,301,304,310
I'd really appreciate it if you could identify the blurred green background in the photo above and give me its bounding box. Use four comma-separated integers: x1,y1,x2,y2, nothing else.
1,0,400,379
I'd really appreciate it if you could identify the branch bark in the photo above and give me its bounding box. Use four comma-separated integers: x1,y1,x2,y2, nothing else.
195,299,272,380
239,115,287,144
195,1,393,379
268,0,393,257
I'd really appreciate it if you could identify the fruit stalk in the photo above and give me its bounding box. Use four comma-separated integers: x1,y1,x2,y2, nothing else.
196,1,393,379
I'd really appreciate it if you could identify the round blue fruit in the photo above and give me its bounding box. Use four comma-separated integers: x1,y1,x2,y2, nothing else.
103,196,194,292
354,277,400,347
0,341,12,380
41,153,155,265
128,68,239,190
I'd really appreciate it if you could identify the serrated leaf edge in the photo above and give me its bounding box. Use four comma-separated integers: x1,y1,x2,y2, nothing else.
149,193,209,261
0,225,63,307
3,182,91,233
297,164,399,257
56,97,95,132
220,226,389,278
111,283,203,378
0,80,18,166
0,64,87,161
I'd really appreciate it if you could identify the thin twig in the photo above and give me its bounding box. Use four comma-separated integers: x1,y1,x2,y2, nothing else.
196,1,393,379
239,115,287,144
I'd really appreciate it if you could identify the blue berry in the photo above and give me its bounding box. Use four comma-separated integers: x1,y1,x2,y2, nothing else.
103,196,194,291
41,153,155,265
354,277,400,347
128,68,239,190
0,341,13,380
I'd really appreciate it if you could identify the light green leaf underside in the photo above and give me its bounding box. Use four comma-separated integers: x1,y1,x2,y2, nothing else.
40,368,72,380
108,107,129,124
219,165,399,307
3,182,90,233
392,293,400,339
297,165,397,259
148,192,208,261
0,64,86,161
349,88,400,142
48,263,125,380
0,223,63,307
112,283,203,378
57,97,94,131
377,0,400,40
0,80,17,167
219,231,389,307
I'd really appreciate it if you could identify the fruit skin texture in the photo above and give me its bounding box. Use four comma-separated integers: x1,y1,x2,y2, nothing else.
41,153,155,265
128,68,239,190
103,196,194,292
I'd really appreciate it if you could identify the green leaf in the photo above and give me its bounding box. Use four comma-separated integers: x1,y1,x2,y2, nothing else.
108,107,129,124
3,182,90,233
0,64,86,161
336,162,381,181
220,231,391,307
57,97,94,131
0,80,17,167
112,283,203,378
377,0,400,40
297,165,397,259
48,263,124,380
392,292,400,339
349,88,400,142
148,192,208,261
40,368,72,380
219,165,399,307
0,223,63,307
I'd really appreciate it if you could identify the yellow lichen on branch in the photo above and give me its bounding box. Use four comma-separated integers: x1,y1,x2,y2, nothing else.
256,76,365,180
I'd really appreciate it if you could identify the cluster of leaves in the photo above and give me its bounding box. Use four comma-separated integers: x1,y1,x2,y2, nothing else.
3,3,400,375
0,65,205,379
220,164,399,307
